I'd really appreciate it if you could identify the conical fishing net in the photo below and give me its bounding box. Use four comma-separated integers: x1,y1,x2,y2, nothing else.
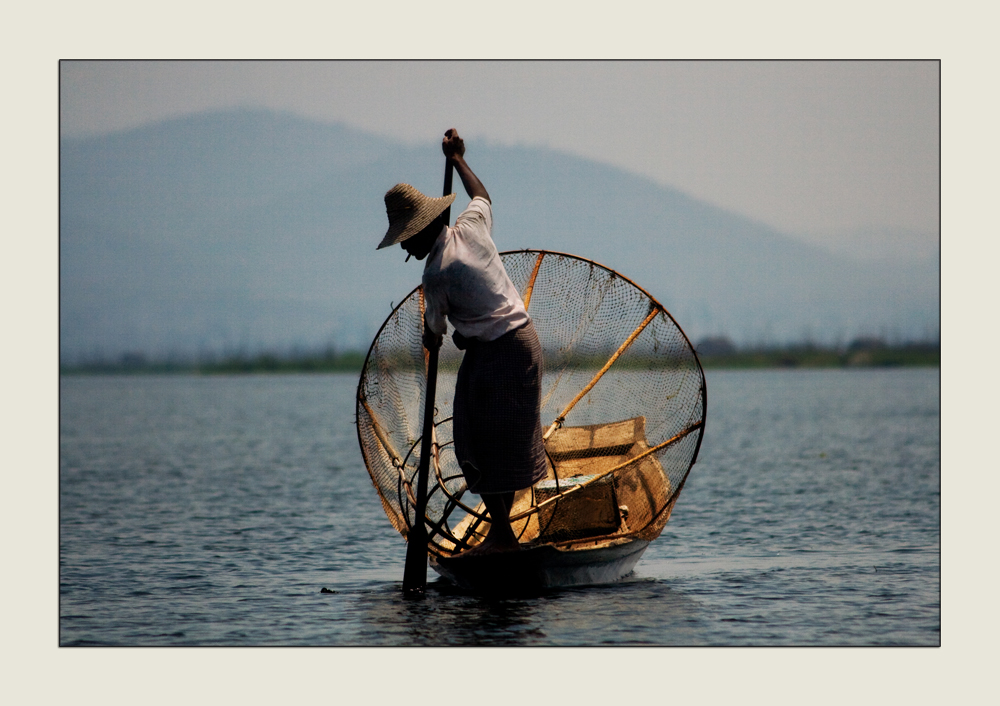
356,250,706,557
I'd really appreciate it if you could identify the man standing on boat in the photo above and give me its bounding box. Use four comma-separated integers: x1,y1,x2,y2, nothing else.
377,128,547,557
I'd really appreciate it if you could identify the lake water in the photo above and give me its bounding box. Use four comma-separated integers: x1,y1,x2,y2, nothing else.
59,368,939,646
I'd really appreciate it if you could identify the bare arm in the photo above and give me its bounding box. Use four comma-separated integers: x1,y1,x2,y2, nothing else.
442,128,490,203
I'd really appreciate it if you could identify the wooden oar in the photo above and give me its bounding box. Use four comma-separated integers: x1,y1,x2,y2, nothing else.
402,155,454,593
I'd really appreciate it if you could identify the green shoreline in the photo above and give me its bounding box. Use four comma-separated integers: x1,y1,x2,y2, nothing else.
696,346,939,369
60,345,939,375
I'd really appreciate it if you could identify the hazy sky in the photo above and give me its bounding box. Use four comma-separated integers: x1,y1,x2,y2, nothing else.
60,60,939,248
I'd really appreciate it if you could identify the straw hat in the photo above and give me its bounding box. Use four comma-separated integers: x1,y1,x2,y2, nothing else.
377,183,456,250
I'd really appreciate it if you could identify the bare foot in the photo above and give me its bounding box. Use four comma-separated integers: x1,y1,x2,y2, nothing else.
451,491,520,559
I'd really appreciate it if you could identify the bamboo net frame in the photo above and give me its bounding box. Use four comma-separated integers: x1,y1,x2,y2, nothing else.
356,250,707,555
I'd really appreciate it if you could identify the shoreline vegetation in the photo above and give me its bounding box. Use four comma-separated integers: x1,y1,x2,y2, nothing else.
60,337,939,375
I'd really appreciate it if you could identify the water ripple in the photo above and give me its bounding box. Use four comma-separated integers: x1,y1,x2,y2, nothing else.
60,370,939,645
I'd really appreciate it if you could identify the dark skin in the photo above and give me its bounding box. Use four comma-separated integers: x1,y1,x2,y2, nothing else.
403,129,519,558
399,129,490,261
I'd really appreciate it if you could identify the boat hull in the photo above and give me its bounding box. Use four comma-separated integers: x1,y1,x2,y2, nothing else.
429,538,649,593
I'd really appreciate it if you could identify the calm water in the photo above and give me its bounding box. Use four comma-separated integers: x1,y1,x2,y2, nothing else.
60,369,939,646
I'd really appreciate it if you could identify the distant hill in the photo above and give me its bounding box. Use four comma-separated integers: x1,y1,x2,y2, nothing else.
59,108,939,363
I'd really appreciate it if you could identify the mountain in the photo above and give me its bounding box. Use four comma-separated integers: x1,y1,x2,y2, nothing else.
59,108,939,363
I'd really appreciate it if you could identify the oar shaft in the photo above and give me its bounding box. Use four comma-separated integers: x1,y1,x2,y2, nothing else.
402,155,453,594
442,158,454,222
402,344,438,592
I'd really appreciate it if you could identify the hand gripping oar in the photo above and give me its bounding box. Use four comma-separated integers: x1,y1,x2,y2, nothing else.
402,155,454,593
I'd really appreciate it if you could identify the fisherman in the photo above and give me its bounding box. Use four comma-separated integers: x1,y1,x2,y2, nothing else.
378,128,547,557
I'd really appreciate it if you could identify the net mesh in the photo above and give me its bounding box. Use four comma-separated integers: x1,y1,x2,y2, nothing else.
356,250,706,556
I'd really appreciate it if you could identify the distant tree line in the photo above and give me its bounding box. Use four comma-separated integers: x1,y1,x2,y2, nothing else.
61,336,939,375
60,348,367,375
692,336,939,368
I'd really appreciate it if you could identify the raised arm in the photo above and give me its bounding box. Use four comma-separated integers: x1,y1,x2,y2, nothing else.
442,128,490,203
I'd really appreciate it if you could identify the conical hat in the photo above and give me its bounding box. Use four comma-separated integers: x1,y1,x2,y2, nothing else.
377,183,456,250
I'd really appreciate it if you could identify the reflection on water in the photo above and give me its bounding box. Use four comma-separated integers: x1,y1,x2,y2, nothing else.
354,586,541,646
60,370,939,646
334,576,702,646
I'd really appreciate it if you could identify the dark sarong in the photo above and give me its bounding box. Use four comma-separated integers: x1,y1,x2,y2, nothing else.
452,319,548,495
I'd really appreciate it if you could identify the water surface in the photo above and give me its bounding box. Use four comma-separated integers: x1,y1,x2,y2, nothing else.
60,369,939,645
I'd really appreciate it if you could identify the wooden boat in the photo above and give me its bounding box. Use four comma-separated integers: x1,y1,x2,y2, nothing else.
428,415,689,592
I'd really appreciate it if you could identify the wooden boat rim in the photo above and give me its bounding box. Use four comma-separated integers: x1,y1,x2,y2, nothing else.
431,534,648,566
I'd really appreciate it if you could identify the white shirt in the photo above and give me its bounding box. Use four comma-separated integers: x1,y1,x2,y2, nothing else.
422,197,529,341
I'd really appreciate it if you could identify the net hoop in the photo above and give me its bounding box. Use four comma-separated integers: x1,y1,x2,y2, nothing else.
356,249,707,555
